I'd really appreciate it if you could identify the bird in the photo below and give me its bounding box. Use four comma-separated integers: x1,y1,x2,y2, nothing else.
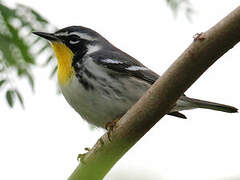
33,26,238,128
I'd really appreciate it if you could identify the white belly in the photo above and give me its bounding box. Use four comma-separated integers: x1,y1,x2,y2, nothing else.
60,66,197,127
60,75,151,127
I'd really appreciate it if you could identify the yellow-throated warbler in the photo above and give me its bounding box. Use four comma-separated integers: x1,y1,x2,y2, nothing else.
33,26,238,128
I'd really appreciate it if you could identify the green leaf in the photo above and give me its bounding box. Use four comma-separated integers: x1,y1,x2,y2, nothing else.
42,54,54,66
6,23,35,64
0,65,5,72
17,4,48,24
15,89,24,108
6,90,15,107
36,43,49,55
25,71,34,91
0,2,57,109
0,79,6,88
166,0,193,17
30,36,42,46
0,37,17,66
50,65,57,79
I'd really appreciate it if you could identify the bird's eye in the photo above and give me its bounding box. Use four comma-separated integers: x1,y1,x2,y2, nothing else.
68,35,80,45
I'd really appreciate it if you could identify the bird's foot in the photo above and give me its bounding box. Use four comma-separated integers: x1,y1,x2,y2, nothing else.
105,119,119,141
77,147,91,164
193,32,205,41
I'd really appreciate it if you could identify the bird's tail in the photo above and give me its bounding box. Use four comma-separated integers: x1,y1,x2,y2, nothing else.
187,97,238,113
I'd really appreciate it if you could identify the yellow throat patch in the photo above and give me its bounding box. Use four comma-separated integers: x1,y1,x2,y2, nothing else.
51,42,74,85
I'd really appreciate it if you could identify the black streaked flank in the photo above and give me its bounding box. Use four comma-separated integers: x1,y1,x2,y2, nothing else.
73,51,95,91
76,75,94,91
84,68,97,80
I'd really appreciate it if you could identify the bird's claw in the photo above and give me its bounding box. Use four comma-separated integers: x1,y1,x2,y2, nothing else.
105,119,119,141
193,32,205,41
77,147,91,164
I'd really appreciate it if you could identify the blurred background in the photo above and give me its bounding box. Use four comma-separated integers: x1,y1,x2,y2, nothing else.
0,0,240,179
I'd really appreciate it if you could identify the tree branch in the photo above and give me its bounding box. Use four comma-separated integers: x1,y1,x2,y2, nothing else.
68,6,240,180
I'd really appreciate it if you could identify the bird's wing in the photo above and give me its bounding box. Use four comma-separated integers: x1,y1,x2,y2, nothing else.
90,50,187,119
90,50,159,85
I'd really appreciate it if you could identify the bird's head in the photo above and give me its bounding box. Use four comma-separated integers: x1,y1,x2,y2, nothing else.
33,26,107,85
33,26,108,54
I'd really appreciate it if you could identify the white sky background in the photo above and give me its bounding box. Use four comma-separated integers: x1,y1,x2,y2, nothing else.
1,0,240,179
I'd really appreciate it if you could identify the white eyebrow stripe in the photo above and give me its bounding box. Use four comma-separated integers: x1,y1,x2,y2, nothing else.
69,32,95,41
101,59,123,64
55,31,96,41
126,66,148,71
55,32,69,36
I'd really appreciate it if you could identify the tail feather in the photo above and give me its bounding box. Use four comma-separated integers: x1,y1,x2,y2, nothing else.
187,98,238,113
168,111,187,119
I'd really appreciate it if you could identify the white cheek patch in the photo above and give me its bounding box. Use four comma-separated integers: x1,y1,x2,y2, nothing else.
126,66,149,71
101,59,123,64
86,45,101,54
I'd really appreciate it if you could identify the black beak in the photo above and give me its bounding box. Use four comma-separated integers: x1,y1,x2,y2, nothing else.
32,31,59,41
